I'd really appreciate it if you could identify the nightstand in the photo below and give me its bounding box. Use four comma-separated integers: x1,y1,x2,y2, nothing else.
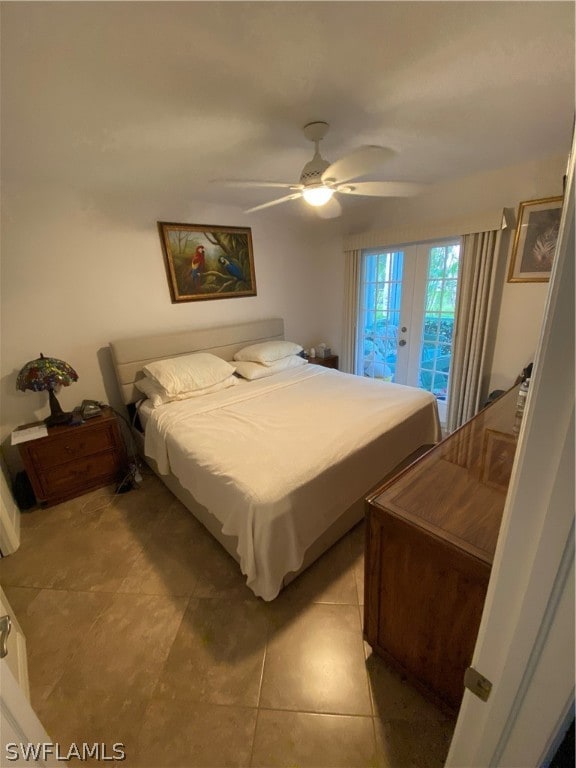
308,355,339,370
18,407,128,507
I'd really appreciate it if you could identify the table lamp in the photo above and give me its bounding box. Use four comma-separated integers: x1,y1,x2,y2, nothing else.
16,354,79,427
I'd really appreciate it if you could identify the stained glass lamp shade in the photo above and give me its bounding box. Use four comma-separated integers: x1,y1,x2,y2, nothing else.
16,354,79,427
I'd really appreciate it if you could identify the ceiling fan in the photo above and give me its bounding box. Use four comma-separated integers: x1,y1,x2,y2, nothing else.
215,121,425,215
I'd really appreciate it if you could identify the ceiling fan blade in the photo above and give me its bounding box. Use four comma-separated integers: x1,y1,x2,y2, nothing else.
322,146,395,185
315,198,342,219
245,192,303,213
336,181,426,197
213,180,302,190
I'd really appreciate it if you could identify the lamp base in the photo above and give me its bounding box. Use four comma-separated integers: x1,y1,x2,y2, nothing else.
44,411,73,428
45,388,73,427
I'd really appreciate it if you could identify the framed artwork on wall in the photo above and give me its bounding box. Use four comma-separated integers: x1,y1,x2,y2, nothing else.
507,196,563,283
157,222,257,303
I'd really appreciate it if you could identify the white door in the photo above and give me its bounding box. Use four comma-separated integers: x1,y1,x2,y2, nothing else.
0,588,56,767
356,240,460,424
0,588,29,697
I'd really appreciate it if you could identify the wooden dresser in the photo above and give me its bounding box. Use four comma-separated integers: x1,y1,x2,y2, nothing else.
18,407,128,507
364,386,520,711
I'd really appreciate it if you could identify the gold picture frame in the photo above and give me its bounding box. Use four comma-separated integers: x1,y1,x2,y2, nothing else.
507,196,563,283
158,222,257,303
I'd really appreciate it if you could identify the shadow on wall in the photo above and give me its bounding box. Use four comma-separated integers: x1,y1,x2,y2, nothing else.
97,346,127,415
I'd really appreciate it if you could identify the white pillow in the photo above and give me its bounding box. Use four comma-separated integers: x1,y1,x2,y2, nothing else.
234,340,303,365
135,374,238,408
142,353,236,396
234,355,307,381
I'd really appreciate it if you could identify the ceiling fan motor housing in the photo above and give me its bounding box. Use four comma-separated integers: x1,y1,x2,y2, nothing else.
299,153,331,187
300,121,332,188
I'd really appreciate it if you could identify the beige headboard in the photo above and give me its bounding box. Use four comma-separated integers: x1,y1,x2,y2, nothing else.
110,317,285,404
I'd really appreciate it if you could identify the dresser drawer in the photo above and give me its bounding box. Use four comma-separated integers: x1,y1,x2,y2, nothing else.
38,451,122,498
24,422,117,469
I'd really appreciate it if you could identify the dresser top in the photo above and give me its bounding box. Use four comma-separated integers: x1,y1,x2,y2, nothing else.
368,386,520,563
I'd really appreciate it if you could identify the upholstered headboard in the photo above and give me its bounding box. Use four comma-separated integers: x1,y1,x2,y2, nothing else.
110,318,285,404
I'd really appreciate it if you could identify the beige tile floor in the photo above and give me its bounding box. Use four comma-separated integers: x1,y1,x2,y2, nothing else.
0,473,455,768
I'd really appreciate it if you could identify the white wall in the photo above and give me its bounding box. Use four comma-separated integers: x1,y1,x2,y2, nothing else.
303,227,346,355
0,182,333,473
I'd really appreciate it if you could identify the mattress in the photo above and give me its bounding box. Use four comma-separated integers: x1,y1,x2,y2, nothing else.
140,364,440,600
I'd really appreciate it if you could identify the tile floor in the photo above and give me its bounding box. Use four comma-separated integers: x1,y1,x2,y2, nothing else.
0,473,455,767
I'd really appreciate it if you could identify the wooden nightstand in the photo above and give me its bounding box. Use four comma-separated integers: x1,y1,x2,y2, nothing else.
308,355,339,370
18,407,128,507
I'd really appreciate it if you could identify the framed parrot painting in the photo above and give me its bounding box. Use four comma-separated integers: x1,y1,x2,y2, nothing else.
157,222,257,302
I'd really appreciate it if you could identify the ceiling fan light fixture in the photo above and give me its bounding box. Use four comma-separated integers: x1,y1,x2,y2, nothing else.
302,186,334,207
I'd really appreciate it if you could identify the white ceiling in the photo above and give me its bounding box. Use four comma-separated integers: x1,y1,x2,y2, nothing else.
2,1,574,230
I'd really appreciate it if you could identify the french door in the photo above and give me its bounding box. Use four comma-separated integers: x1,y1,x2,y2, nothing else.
356,240,461,423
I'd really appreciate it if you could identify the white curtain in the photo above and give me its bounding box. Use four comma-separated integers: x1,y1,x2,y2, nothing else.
446,229,504,433
341,249,361,373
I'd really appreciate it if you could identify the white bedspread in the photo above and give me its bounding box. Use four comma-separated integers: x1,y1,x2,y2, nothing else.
142,365,440,600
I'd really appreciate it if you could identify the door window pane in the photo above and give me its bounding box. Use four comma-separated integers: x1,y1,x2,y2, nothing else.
359,251,403,380
418,244,460,400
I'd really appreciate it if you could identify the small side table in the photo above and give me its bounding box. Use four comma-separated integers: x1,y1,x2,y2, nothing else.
18,407,128,507
308,355,339,370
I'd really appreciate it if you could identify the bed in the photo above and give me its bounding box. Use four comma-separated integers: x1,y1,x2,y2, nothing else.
110,318,440,600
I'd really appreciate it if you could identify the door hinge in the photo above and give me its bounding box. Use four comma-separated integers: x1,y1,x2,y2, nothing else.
464,666,493,702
